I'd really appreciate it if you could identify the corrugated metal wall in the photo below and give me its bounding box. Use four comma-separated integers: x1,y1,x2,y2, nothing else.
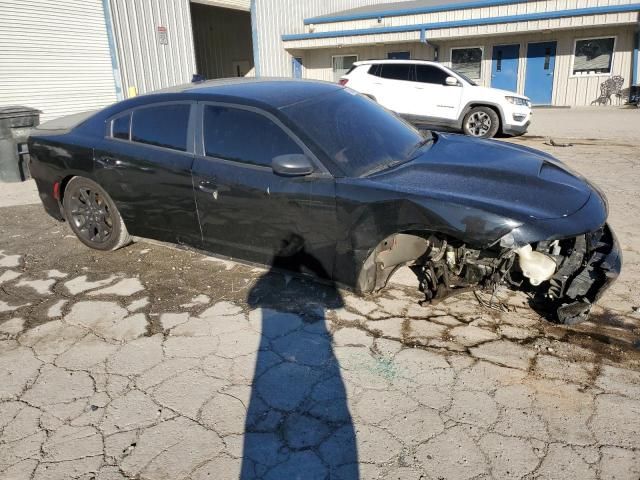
191,3,254,78
253,0,403,77
109,0,197,97
0,0,118,122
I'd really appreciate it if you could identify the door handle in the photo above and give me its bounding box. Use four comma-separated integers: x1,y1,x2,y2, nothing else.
198,180,219,199
99,156,119,167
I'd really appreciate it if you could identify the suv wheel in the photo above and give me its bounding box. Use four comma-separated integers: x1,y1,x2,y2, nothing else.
462,106,500,138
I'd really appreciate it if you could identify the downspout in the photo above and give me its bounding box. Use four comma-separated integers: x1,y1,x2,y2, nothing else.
251,0,261,78
420,28,439,61
101,0,123,100
633,29,639,86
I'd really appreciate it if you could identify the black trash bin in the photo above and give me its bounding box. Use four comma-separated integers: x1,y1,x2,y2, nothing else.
0,106,41,182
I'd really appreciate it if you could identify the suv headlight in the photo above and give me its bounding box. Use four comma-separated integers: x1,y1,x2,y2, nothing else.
505,96,531,107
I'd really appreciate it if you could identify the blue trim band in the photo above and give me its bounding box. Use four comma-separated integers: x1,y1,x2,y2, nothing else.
250,0,261,77
101,0,123,100
285,4,640,41
304,0,530,25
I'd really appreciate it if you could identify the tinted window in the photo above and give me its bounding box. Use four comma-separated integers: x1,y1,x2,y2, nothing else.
203,105,303,167
283,89,425,177
111,113,130,140
131,104,190,152
379,64,412,81
368,64,381,76
415,65,450,84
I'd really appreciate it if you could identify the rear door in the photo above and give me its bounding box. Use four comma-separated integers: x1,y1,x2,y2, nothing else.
408,64,463,121
95,102,201,246
368,63,415,114
191,103,338,276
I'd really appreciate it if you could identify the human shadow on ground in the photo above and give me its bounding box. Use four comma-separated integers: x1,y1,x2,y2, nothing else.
240,235,359,479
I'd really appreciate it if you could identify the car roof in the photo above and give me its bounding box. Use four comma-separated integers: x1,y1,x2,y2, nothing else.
147,77,342,109
354,59,442,66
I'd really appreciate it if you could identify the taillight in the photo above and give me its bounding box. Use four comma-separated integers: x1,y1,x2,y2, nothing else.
53,181,61,201
339,78,349,86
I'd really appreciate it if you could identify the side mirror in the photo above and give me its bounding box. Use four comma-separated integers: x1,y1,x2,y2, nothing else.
445,76,459,86
272,154,314,177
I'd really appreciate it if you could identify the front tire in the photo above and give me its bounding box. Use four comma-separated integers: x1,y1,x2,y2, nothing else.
462,106,500,138
62,177,131,251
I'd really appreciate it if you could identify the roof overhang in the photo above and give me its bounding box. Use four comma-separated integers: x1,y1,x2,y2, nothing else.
283,4,640,49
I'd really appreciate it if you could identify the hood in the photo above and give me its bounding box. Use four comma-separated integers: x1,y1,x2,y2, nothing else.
369,133,594,221
467,84,527,101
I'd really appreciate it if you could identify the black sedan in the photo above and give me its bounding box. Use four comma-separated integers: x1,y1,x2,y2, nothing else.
28,78,621,324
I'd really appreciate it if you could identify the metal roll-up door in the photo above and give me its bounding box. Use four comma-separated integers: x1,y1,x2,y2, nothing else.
0,0,119,122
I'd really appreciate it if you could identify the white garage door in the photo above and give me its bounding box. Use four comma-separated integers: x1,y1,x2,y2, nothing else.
0,0,119,123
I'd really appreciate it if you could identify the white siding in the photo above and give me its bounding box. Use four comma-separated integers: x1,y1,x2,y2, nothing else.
253,0,405,77
300,43,435,81
0,0,118,122
109,0,197,97
307,0,638,33
436,26,636,106
283,11,639,49
298,25,635,106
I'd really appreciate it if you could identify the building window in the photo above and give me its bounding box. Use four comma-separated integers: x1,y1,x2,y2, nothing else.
332,55,358,82
387,51,410,60
573,37,615,76
451,47,483,80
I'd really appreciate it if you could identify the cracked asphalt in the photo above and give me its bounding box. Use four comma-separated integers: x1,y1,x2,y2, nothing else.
1,137,639,479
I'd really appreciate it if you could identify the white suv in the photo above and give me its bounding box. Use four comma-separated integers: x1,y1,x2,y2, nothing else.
340,59,531,138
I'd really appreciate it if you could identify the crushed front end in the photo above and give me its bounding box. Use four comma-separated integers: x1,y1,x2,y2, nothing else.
409,223,621,325
524,224,621,324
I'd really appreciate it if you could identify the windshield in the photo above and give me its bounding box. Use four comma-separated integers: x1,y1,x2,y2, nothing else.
451,69,478,86
282,89,426,177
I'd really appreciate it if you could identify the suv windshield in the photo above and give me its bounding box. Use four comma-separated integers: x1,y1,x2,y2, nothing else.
282,89,426,177
450,69,478,86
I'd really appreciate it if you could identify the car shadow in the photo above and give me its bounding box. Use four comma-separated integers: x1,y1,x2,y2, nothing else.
240,235,359,479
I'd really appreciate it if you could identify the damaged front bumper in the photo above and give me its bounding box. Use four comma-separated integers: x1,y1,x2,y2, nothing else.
549,224,621,324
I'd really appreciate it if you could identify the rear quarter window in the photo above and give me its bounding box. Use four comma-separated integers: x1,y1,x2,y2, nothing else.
111,113,130,140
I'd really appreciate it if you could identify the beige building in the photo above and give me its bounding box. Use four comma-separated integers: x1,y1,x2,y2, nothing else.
277,0,640,106
2,0,639,121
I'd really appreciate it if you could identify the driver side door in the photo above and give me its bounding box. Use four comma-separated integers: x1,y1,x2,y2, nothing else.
191,103,338,277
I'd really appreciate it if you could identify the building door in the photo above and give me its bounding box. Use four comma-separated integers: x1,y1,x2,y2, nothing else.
491,44,519,92
525,41,557,105
292,57,303,79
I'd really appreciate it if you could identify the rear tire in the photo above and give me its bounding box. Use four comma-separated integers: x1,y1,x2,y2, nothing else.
462,106,500,138
62,176,131,251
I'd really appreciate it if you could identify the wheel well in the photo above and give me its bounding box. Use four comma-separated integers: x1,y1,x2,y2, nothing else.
464,104,503,130
356,230,461,294
59,175,76,205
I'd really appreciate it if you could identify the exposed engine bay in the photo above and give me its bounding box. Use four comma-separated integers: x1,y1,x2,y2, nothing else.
370,226,621,325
